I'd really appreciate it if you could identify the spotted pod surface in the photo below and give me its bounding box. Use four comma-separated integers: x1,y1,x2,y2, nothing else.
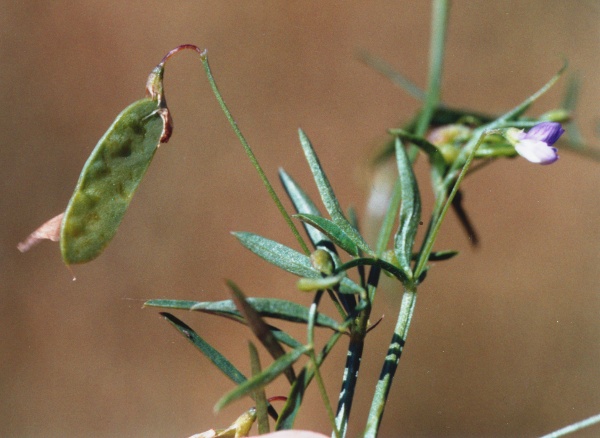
60,98,163,264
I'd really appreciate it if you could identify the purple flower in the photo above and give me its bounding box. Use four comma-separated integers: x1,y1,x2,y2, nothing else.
513,122,564,165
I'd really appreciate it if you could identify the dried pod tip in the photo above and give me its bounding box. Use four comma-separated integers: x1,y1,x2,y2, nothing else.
144,64,173,143
145,44,206,144
145,64,165,101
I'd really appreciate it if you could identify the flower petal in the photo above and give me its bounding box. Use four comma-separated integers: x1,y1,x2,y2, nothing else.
523,122,564,146
514,139,559,165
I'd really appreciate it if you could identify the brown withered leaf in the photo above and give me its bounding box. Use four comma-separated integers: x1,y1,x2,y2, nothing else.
17,213,64,253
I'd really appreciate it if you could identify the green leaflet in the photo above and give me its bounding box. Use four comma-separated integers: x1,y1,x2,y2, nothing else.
214,344,311,412
233,231,364,297
229,281,296,384
413,249,458,261
393,138,422,279
278,168,330,247
248,342,269,435
294,213,359,256
233,231,317,278
495,61,567,124
298,129,374,256
60,98,164,264
276,323,348,430
145,297,344,332
335,257,408,283
279,170,359,314
357,50,426,102
161,312,247,385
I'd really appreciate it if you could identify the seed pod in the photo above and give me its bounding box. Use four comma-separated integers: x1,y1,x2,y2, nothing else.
19,62,173,264
21,46,216,265
59,65,172,264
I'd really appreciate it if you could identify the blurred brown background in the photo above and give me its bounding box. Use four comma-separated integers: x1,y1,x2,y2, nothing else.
2,1,599,437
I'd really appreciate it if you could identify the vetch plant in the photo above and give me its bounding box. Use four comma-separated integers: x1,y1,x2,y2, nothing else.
18,1,600,437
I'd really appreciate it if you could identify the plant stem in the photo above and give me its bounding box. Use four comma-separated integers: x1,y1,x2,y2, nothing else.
199,51,311,255
414,130,486,278
362,2,449,435
334,266,379,438
363,284,417,437
362,131,484,437
539,413,600,438
335,332,365,438
276,319,352,430
307,291,340,438
414,0,449,137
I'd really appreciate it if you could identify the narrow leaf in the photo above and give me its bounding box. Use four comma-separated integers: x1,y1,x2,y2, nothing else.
394,138,422,278
335,257,408,283
411,249,458,261
357,50,426,102
268,327,304,350
388,129,444,163
233,231,318,278
561,75,584,147
234,231,363,299
338,278,367,295
276,322,349,430
277,172,358,315
229,281,296,384
388,128,445,193
145,298,343,332
276,367,309,430
248,342,269,435
298,129,374,256
160,313,246,385
294,214,358,256
497,62,567,123
451,189,479,247
215,345,310,412
279,168,329,247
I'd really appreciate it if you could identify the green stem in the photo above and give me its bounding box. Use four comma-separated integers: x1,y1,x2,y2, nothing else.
362,3,448,434
539,413,600,438
199,51,310,255
414,0,450,137
276,319,352,430
363,285,417,437
334,266,378,438
414,130,487,278
306,291,340,438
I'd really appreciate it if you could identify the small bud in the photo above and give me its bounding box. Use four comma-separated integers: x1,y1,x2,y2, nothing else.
539,109,571,123
427,124,472,164
310,249,334,275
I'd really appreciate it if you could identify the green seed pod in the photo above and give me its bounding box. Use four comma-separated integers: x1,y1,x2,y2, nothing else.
20,46,208,265
60,65,172,264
